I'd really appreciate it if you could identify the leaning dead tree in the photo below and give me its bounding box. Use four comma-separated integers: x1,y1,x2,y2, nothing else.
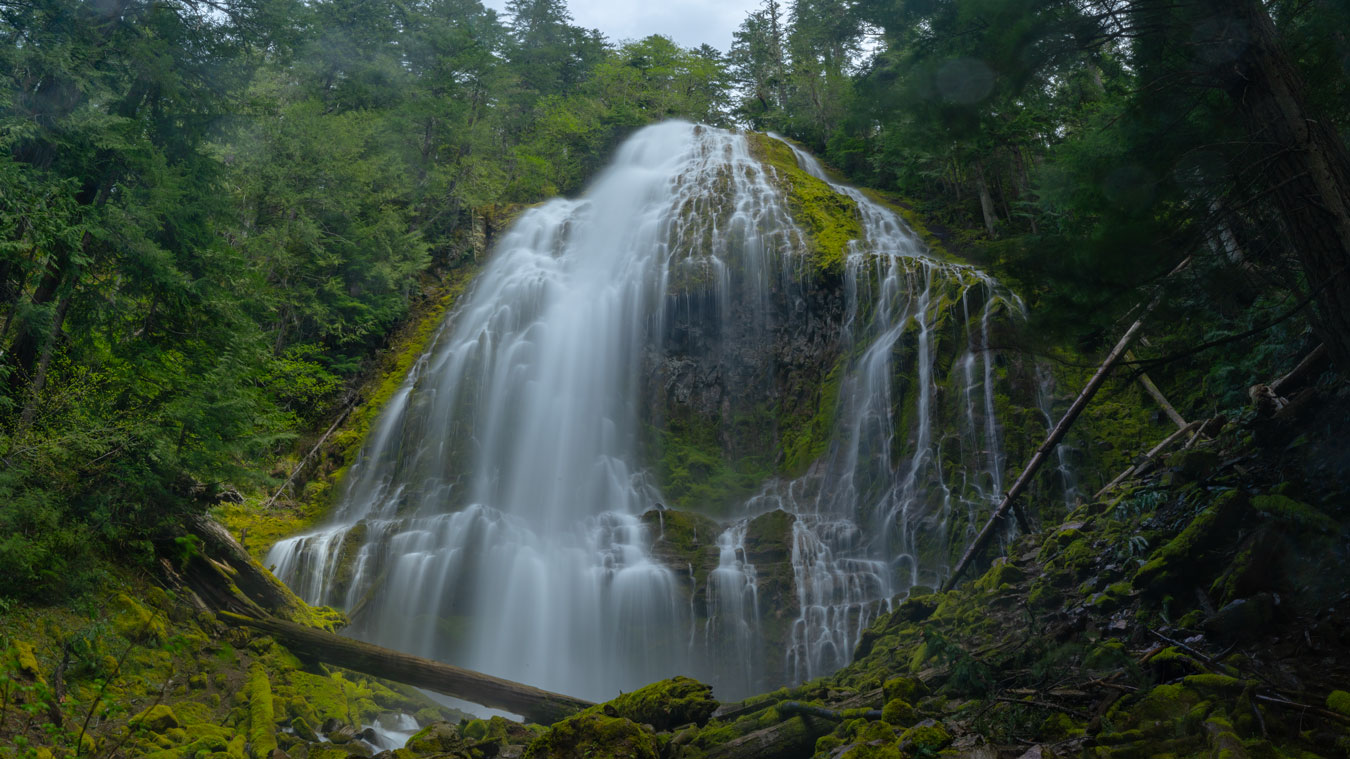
942,255,1198,590
944,303,1162,590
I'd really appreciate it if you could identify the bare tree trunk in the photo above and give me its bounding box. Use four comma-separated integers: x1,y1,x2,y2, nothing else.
975,161,998,238
15,293,71,433
1125,350,1187,429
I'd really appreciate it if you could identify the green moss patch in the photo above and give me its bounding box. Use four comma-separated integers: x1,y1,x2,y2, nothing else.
524,713,660,759
589,677,717,731
747,132,862,275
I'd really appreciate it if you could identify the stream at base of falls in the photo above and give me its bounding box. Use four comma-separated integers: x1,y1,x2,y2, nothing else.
267,121,1051,706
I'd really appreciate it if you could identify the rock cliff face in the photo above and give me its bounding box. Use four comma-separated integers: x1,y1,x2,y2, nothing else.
643,260,847,514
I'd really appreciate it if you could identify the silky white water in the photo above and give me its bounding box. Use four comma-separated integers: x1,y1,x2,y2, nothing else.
268,122,1036,704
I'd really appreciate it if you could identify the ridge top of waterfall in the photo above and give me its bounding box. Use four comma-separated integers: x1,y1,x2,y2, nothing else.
268,120,1045,706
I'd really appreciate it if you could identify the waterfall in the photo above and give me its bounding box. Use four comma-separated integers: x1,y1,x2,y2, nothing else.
268,121,1035,705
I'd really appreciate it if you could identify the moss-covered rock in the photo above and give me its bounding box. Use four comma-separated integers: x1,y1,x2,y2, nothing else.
292,716,319,742
405,721,469,755
114,593,169,644
596,676,717,731
133,704,182,733
898,721,952,754
1327,690,1350,717
1133,490,1248,594
523,713,660,759
12,639,43,682
882,677,929,705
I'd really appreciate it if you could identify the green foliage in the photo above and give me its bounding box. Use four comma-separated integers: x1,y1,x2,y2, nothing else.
0,0,734,601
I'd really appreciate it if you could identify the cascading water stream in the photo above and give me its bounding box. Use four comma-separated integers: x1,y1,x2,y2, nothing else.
268,122,1042,705
730,137,1028,684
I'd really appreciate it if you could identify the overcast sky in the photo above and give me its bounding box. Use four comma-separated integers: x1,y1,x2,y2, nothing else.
481,0,763,53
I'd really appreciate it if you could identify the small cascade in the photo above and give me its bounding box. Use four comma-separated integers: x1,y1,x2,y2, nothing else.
1037,365,1081,509
268,122,1044,705
701,523,760,694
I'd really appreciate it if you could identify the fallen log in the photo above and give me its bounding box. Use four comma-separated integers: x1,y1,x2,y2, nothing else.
705,715,830,759
183,515,305,619
218,611,593,725
1270,343,1328,397
778,701,883,721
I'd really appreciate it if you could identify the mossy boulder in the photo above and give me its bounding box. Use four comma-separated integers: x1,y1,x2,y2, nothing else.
405,721,469,755
12,639,43,682
882,677,929,705
880,699,915,726
132,704,181,733
1133,490,1248,594
898,721,952,754
291,717,319,742
973,559,1024,592
523,713,659,759
1326,690,1350,717
597,676,717,731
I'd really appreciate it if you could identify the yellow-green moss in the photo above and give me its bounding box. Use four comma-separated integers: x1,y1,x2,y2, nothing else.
12,639,43,681
1250,494,1337,533
523,713,660,759
406,721,470,755
973,559,1025,592
898,721,953,753
113,593,168,645
780,357,845,477
586,676,717,731
1327,690,1350,717
746,132,862,275
880,698,915,726
1134,490,1248,593
246,664,278,758
131,704,181,733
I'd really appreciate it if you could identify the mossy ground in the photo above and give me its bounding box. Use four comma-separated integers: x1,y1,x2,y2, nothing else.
0,569,468,758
